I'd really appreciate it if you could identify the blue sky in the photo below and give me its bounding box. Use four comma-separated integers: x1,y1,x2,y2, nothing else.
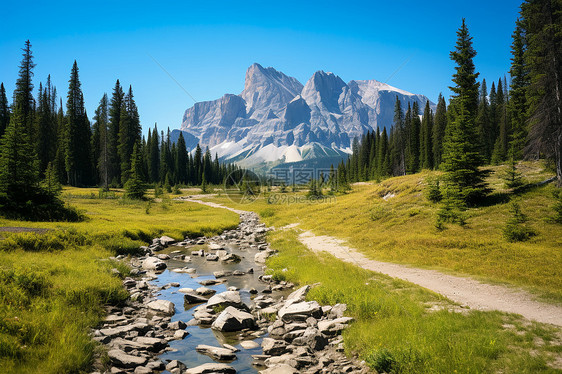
0,0,522,136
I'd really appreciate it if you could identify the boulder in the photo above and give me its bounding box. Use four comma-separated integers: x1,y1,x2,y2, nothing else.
183,292,208,304
195,287,216,296
108,349,148,368
207,291,246,310
260,364,298,374
159,235,176,246
184,363,235,374
240,340,259,349
147,300,175,315
278,301,322,322
134,336,168,352
211,306,257,332
195,344,237,360
261,337,289,356
142,257,167,271
292,327,328,350
206,254,219,261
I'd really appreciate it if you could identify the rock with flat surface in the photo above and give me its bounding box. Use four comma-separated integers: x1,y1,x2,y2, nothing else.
261,337,289,356
195,344,237,360
211,306,257,332
184,363,236,374
278,301,322,321
159,236,176,246
108,349,148,368
260,364,298,374
142,257,167,271
183,292,208,304
207,291,246,310
147,300,175,315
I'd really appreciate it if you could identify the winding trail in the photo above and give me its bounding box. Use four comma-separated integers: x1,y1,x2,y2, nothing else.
182,197,562,327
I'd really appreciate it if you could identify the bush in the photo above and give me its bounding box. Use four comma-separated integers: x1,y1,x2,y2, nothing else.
503,202,536,242
366,348,396,373
425,176,442,203
260,208,275,218
0,189,84,222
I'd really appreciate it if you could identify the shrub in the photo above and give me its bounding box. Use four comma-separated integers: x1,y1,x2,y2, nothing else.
503,202,536,242
366,348,396,373
260,208,275,218
425,176,442,203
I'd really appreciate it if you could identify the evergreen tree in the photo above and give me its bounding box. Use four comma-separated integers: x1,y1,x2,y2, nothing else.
35,81,57,174
0,83,9,138
108,80,124,185
160,131,169,183
94,94,109,188
392,97,406,175
41,161,62,196
175,132,188,184
64,61,91,186
509,19,530,160
521,0,562,185
441,19,489,211
118,86,141,184
0,101,40,207
124,142,146,199
193,144,202,184
432,94,447,167
378,127,391,177
476,79,493,161
148,125,160,183
420,100,434,169
491,78,509,163
13,40,36,139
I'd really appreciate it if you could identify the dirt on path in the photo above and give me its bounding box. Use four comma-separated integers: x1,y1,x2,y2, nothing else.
180,197,562,327
298,230,562,327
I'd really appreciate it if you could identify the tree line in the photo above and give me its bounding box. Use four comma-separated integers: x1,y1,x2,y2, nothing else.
0,41,243,217
341,0,561,190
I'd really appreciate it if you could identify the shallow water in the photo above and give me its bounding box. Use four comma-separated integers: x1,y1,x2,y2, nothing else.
151,242,285,373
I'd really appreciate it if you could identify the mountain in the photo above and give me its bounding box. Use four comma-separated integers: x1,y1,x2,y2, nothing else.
179,63,435,169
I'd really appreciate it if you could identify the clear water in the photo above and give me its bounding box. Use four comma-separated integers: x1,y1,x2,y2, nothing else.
150,243,283,373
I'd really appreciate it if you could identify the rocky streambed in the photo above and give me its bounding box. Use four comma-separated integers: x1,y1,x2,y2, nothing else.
91,211,369,374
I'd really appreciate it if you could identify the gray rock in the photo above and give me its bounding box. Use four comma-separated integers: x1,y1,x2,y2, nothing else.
147,300,175,315
211,306,257,332
195,344,237,360
159,235,176,246
240,340,259,349
183,292,208,304
196,287,216,296
260,364,298,374
207,291,246,310
292,327,328,350
206,254,219,261
108,349,148,368
135,336,168,352
142,257,167,271
261,337,289,356
213,270,233,278
184,363,236,374
168,320,187,330
278,301,322,322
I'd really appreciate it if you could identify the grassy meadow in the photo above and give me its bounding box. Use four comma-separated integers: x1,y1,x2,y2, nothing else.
0,188,239,373
205,161,562,303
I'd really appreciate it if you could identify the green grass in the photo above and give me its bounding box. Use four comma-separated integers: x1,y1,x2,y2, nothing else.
266,229,562,373
0,188,240,373
204,161,562,303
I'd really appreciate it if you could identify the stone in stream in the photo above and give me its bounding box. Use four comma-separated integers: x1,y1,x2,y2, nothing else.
240,340,259,349
147,300,175,315
206,291,247,310
184,363,236,374
211,306,257,332
195,344,237,360
134,336,168,352
142,257,167,271
183,291,208,304
213,270,232,278
159,235,176,246
195,286,216,296
156,253,170,260
108,348,148,368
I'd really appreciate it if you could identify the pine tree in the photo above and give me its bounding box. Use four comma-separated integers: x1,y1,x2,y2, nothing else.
13,40,36,139
64,61,91,186
175,132,188,184
94,94,109,188
108,80,124,185
41,161,61,196
476,79,493,162
118,86,141,184
0,83,9,138
521,0,562,185
420,100,434,169
441,19,489,211
392,97,406,175
124,142,146,199
491,78,509,163
432,94,447,167
35,81,57,174
0,103,39,206
509,20,530,160
148,125,160,183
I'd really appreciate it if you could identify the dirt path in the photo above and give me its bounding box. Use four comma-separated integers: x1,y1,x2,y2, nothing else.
180,197,562,327
298,230,562,327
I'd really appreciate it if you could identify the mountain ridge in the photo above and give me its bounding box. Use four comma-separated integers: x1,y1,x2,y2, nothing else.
178,63,435,169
